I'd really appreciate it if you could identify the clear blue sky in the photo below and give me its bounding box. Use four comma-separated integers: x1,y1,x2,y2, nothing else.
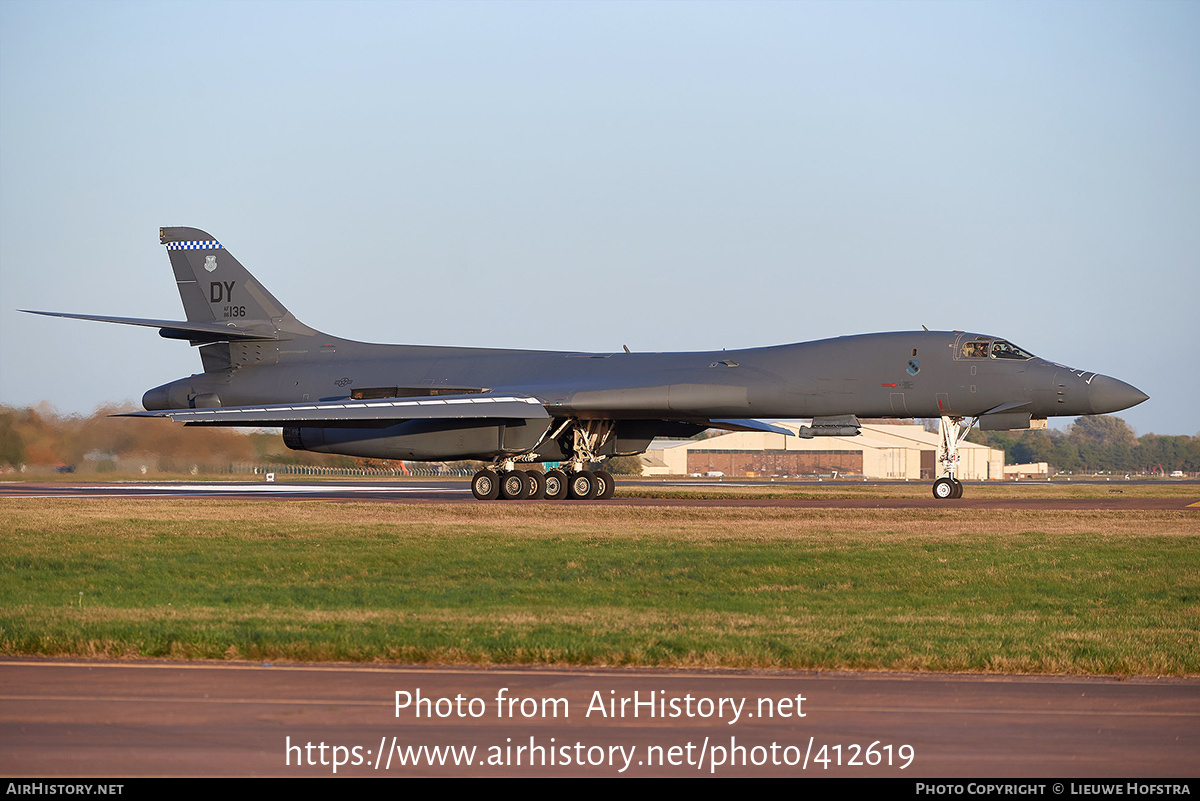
2,1,1197,435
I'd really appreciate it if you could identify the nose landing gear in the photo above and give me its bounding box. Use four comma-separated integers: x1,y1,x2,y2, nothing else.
932,415,974,500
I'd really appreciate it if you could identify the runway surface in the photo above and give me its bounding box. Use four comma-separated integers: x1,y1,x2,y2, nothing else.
1,479,1196,509
2,659,1197,778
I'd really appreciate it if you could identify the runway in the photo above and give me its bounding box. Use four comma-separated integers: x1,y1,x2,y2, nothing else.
2,659,1196,778
1,479,1195,509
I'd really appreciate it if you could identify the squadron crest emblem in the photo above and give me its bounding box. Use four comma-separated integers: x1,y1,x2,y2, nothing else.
204,255,217,272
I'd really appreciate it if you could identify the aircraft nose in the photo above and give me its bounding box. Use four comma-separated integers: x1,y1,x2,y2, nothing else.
1087,374,1149,414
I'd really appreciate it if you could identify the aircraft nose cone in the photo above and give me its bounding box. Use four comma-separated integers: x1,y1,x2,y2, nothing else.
1088,374,1149,414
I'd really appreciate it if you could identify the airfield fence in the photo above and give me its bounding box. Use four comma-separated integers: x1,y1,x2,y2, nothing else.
45,461,478,478
227,463,476,478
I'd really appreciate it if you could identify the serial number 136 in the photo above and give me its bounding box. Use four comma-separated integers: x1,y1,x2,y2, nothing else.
223,306,247,318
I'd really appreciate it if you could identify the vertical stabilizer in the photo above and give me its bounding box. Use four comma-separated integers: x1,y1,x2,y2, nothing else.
158,227,317,374
159,227,291,324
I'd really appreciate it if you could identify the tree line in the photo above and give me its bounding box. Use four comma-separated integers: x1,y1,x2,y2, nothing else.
0,403,378,473
966,415,1198,474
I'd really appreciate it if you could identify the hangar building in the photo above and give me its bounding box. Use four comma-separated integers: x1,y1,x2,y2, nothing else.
640,422,1004,480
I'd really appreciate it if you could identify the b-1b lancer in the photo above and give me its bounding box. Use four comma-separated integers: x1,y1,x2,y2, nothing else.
25,227,1148,500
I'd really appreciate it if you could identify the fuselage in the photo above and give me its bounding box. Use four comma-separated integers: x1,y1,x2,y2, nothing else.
144,329,1146,424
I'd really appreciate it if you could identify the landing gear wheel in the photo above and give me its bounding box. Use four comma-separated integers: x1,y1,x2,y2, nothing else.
594,469,615,500
932,477,956,500
951,479,963,499
525,470,546,500
499,470,527,500
472,469,500,500
543,469,568,501
567,470,596,500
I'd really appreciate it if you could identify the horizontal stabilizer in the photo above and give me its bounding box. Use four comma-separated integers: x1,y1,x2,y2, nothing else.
120,393,550,425
21,310,279,342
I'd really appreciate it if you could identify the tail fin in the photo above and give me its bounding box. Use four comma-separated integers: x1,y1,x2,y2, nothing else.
160,227,291,324
158,227,318,374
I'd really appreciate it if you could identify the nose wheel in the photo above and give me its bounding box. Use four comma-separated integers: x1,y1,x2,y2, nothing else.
932,477,963,499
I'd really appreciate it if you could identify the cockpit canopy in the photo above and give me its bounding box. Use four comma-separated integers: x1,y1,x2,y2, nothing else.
960,337,1035,360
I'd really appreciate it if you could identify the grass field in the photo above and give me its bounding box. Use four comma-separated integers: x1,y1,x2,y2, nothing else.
2,492,1197,675
619,479,1198,500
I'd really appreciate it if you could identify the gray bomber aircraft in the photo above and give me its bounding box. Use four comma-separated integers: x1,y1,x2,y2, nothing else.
26,227,1149,500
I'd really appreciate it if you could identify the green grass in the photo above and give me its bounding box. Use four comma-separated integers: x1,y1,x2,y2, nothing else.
617,479,1200,500
1,499,1197,674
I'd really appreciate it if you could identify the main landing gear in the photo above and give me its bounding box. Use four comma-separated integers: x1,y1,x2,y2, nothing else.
470,419,620,501
470,466,616,501
932,414,974,500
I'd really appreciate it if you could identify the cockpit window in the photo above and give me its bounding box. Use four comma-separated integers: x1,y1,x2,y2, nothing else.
961,339,990,359
961,338,1036,360
989,340,1034,360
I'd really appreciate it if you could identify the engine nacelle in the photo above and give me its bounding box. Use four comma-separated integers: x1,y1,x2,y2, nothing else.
283,418,546,461
142,378,221,410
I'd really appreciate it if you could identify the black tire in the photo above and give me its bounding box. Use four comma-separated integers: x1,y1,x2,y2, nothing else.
525,470,546,500
472,469,500,500
951,478,964,499
932,477,955,500
594,469,615,500
567,470,596,500
543,469,568,501
500,470,527,500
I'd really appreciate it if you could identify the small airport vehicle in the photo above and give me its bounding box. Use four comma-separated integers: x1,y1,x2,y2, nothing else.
25,227,1149,500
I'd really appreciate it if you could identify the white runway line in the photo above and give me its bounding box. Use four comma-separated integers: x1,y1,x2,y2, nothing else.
10,483,465,497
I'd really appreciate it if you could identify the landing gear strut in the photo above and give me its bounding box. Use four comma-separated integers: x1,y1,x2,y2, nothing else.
933,415,973,500
558,420,618,500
